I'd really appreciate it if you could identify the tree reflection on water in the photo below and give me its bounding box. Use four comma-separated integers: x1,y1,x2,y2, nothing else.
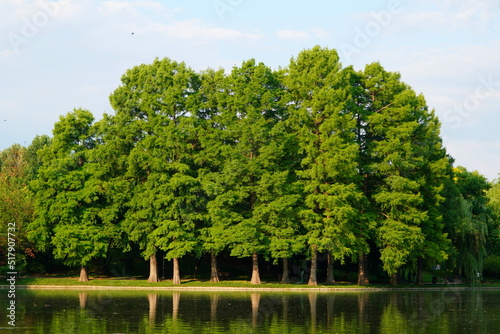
4,289,500,333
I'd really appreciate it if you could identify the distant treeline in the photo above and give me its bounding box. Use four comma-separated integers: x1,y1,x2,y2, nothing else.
1,46,499,285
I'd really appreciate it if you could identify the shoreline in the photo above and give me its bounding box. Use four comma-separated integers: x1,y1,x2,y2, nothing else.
1,284,499,292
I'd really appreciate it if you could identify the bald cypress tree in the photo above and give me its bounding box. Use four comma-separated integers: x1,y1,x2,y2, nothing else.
28,109,118,282
109,58,201,284
196,68,228,283
286,47,365,285
362,63,450,284
204,59,287,284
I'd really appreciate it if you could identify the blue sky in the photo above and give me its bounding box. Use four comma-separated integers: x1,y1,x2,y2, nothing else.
1,0,499,179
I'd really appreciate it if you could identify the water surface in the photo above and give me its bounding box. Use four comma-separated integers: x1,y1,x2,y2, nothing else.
1,288,499,333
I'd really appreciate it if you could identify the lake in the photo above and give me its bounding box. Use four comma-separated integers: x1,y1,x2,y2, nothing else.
1,288,500,333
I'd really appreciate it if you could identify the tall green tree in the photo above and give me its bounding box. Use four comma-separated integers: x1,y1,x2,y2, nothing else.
0,136,52,273
196,68,231,283
362,63,450,284
445,167,491,283
204,59,288,284
485,177,500,276
343,66,377,285
0,144,32,229
262,129,304,284
28,109,118,281
412,133,452,285
286,46,364,285
486,178,500,252
1,144,34,273
109,58,202,284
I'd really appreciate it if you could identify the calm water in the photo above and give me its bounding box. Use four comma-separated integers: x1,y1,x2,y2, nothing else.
1,288,499,333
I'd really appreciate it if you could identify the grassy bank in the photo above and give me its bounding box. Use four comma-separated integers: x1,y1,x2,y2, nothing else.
4,276,498,290
12,276,358,289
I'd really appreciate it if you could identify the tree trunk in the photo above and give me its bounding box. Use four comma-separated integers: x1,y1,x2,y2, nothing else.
308,245,318,286
453,269,461,284
281,257,290,284
250,253,261,285
390,272,398,286
357,252,369,286
148,254,160,283
325,251,335,285
79,265,89,282
172,257,181,285
416,257,424,285
210,252,220,283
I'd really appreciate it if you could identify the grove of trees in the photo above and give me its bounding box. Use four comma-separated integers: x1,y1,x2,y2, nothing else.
2,46,500,285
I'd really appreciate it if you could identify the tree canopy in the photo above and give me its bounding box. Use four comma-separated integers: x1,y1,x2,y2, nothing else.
6,46,497,285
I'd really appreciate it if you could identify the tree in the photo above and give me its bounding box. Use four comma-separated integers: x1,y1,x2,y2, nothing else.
195,68,230,283
263,167,304,284
412,135,452,285
0,144,34,273
487,178,500,250
343,66,376,286
257,147,303,284
362,63,450,284
12,47,465,285
204,59,287,284
445,167,491,283
109,58,201,284
285,46,365,285
485,178,500,277
28,109,118,281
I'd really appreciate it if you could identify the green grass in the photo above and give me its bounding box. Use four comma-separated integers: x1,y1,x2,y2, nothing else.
14,276,364,289
9,276,494,290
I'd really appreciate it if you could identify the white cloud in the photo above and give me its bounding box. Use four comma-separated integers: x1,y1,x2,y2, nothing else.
4,0,80,21
159,20,264,41
364,43,500,111
0,49,19,60
100,0,134,14
0,0,79,56
310,28,331,39
401,0,499,33
85,0,265,44
277,29,310,41
100,0,170,16
276,28,331,41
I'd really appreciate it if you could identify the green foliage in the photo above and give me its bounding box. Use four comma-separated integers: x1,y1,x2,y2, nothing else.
443,167,492,283
202,59,290,261
286,47,364,264
486,180,500,255
108,58,202,263
484,255,500,277
0,144,36,271
361,62,451,276
13,46,497,285
28,109,118,268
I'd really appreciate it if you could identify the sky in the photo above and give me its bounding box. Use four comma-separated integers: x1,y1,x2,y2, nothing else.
1,0,499,180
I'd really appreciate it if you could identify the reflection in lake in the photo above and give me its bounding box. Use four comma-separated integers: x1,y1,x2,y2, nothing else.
2,288,500,333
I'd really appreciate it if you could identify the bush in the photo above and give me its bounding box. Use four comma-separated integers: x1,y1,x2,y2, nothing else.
483,255,500,278
0,265,8,276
